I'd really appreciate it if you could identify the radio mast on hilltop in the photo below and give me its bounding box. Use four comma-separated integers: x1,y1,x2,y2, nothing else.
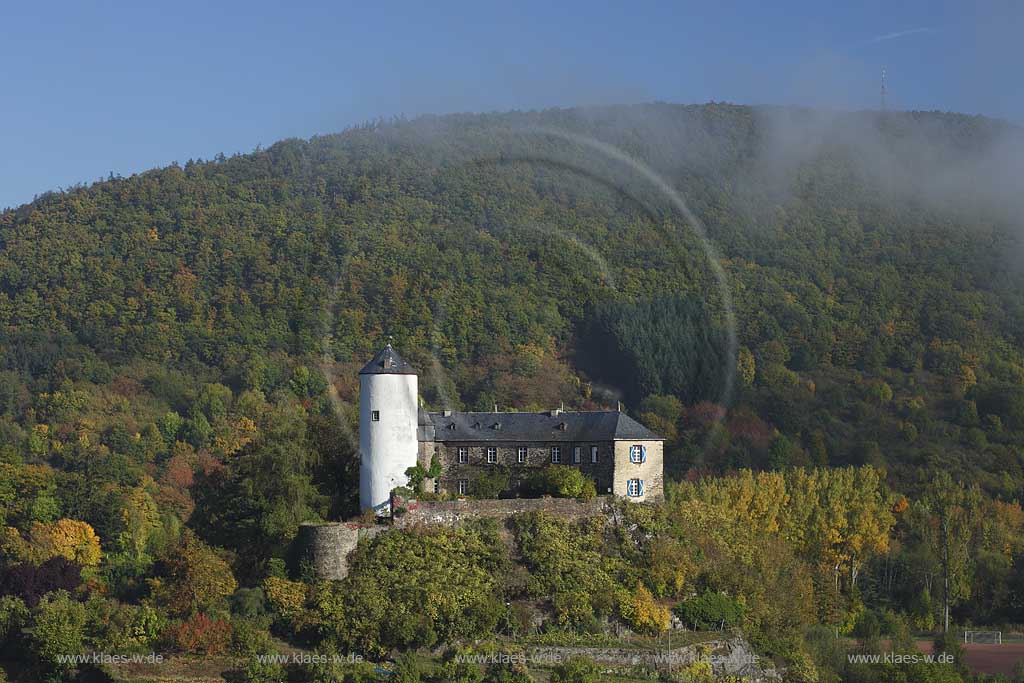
881,68,888,111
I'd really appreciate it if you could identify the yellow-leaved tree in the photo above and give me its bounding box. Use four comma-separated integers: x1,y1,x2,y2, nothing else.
119,480,161,562
618,582,670,634
263,576,312,629
24,519,102,566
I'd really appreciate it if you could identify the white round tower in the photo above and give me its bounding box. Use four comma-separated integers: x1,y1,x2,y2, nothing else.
359,344,419,513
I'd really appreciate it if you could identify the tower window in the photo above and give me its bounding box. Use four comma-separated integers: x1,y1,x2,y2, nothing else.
486,447,497,464
591,445,599,463
458,479,469,495
551,446,561,464
627,479,644,497
630,444,646,463
371,410,380,422
457,447,468,464
517,447,527,463
573,446,581,464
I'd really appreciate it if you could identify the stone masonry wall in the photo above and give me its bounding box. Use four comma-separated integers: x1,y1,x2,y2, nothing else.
612,439,665,502
391,496,612,529
423,441,617,496
294,522,382,580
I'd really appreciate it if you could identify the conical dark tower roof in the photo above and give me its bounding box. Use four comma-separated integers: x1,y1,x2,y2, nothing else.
359,343,417,375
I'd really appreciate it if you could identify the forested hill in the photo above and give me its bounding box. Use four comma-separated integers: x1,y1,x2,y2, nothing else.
2,102,1024,509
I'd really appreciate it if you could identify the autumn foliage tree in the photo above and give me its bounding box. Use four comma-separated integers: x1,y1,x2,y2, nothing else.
148,530,237,616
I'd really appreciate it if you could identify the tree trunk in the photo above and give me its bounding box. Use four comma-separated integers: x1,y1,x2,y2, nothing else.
942,517,950,633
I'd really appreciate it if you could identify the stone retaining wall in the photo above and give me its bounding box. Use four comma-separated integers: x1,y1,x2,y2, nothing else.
528,638,781,681
391,496,612,529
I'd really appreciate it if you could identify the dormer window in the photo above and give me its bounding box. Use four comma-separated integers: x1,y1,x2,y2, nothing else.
558,422,567,431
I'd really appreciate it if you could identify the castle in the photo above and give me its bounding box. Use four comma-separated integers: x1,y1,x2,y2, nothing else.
359,344,665,513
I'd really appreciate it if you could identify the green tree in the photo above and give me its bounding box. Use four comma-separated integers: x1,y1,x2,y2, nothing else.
24,590,87,676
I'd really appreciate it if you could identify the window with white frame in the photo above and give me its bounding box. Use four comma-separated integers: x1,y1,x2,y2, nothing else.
573,446,581,464
457,479,469,495
517,447,527,463
433,479,440,494
551,446,561,464
590,445,599,463
458,447,468,464
370,410,380,422
629,444,645,463
627,479,644,497
486,447,497,464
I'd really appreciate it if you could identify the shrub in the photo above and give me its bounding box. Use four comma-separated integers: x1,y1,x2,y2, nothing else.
617,582,669,634
242,657,286,683
674,591,744,630
230,587,267,619
171,612,232,654
393,651,426,683
550,656,599,683
438,647,485,683
262,576,308,629
230,618,272,656
522,466,596,499
84,597,164,652
484,663,535,682
473,467,511,499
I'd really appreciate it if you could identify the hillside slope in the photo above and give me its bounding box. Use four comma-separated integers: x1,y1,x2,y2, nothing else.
1,103,1023,501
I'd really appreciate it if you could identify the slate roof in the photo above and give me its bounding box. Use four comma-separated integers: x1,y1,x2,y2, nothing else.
359,344,417,375
425,410,664,442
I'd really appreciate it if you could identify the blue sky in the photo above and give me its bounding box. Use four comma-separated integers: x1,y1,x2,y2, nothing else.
1,0,1020,209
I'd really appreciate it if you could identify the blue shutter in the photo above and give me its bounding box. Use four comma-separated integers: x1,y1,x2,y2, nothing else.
638,480,644,496
641,445,647,463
